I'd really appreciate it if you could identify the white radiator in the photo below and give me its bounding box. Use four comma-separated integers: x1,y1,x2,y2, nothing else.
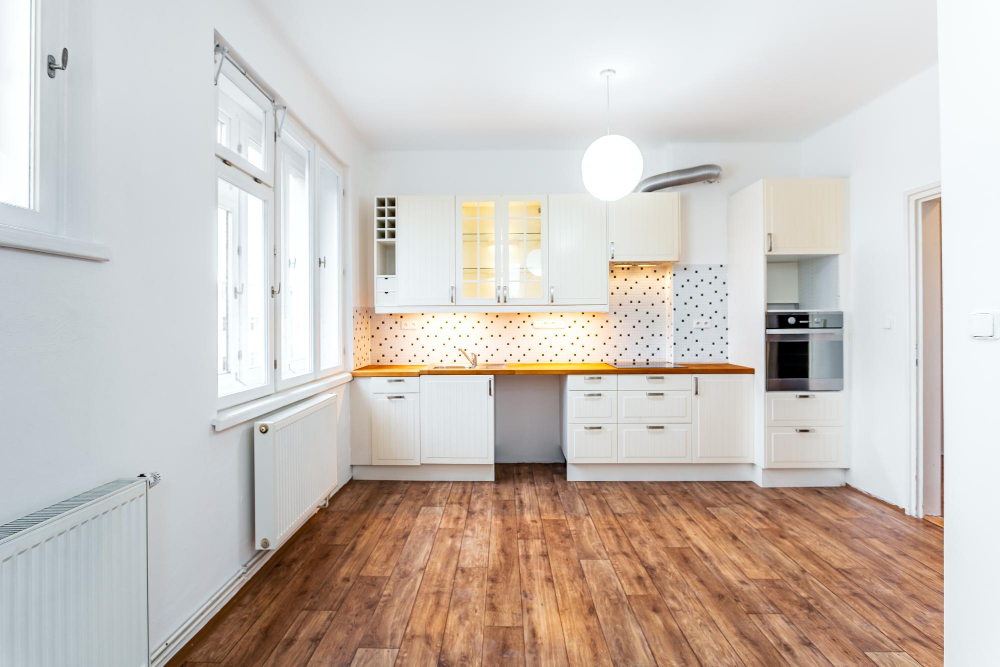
0,479,149,667
254,392,338,550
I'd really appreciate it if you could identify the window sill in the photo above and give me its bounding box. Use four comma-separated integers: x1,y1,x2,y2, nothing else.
212,372,352,431
0,224,111,262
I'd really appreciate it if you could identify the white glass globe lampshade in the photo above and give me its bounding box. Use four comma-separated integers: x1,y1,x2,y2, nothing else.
581,134,643,201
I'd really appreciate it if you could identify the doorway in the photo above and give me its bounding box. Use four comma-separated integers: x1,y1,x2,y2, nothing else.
908,183,943,523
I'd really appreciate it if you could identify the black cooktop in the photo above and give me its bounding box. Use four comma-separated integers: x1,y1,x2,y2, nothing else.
611,361,687,369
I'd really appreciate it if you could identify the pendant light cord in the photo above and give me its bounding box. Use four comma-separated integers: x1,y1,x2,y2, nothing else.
606,72,611,136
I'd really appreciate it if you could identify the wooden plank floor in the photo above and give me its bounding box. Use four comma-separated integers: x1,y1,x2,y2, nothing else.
171,464,943,667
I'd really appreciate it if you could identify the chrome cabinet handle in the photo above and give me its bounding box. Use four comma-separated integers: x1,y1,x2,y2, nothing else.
496,285,501,303
646,375,664,380
503,285,508,303
646,425,665,430
796,428,815,433
451,285,455,304
583,426,603,431
694,377,699,395
584,376,602,380
610,241,615,259
387,379,405,383
489,378,492,396
387,395,406,400
795,394,814,399
646,392,664,397
767,233,773,252
550,286,555,304
583,392,603,398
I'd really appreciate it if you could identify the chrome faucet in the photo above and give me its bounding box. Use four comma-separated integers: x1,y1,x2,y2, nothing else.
458,348,478,368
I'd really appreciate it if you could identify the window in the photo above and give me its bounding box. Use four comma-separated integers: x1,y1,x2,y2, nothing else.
0,0,33,210
215,42,344,409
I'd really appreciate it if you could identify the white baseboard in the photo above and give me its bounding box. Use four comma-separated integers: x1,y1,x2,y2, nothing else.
757,467,846,488
149,481,348,666
566,463,756,482
352,464,495,481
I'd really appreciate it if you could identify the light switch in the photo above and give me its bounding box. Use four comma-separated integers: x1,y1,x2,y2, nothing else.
970,312,996,339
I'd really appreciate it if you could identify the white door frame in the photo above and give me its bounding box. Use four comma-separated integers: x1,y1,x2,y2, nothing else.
906,182,942,517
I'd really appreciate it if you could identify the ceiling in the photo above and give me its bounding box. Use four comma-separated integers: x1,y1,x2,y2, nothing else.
251,0,938,150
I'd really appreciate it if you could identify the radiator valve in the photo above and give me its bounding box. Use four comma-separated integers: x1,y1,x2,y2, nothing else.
139,472,162,488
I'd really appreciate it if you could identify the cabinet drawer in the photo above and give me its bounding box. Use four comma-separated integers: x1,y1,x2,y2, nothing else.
618,390,691,423
371,376,420,393
566,374,618,391
766,392,844,426
618,424,691,463
376,276,397,292
765,427,845,468
617,374,691,391
566,391,617,423
375,290,397,307
566,424,617,462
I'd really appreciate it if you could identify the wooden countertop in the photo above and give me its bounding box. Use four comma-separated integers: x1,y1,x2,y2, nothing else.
351,362,753,378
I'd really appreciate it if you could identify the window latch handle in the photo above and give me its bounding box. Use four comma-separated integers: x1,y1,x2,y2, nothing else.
47,48,68,79
271,282,281,298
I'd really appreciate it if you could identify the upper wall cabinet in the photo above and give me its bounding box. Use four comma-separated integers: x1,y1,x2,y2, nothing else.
609,192,680,262
764,179,847,255
548,195,609,305
396,196,456,306
456,195,548,307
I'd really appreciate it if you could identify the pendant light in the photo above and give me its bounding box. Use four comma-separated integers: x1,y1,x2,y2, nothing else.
581,69,643,201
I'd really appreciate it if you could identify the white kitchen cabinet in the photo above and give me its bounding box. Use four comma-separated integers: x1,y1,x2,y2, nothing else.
548,195,609,305
456,195,548,307
618,391,691,423
565,424,617,463
764,179,846,255
419,375,495,464
692,374,753,462
396,195,456,306
371,393,421,466
618,424,692,463
765,427,845,468
566,390,617,423
609,192,680,262
766,392,844,426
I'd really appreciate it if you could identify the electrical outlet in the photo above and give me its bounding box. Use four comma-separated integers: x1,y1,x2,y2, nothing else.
400,320,418,331
532,319,566,330
693,318,711,330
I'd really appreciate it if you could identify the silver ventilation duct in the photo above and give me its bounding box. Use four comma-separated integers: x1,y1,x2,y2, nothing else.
634,164,722,192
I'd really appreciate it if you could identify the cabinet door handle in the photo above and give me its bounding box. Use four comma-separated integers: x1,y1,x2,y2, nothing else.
767,233,773,252
387,379,405,383
387,395,406,400
584,376,602,380
550,286,555,304
646,375,665,380
489,378,492,396
610,241,615,259
646,425,665,430
583,392,603,398
583,426,603,431
795,394,814,399
694,377,699,395
450,285,455,304
503,285,508,303
496,285,501,303
646,392,664,397
796,428,815,433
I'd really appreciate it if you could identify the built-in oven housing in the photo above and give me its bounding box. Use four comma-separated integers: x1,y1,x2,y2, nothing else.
765,311,843,391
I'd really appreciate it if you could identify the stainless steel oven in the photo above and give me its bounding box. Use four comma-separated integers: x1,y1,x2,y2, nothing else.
766,311,843,391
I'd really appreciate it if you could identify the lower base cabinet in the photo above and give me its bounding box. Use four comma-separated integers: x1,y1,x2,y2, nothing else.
419,375,495,464
766,427,845,468
371,392,420,465
618,423,691,462
692,374,754,463
566,424,617,462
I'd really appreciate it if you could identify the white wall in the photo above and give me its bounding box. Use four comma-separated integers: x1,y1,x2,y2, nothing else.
800,66,941,507
368,141,800,269
0,0,368,655
937,1,1000,660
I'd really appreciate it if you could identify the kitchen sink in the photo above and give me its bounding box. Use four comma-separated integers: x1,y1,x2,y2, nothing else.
429,363,507,370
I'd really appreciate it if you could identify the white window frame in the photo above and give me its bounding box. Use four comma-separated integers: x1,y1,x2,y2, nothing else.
274,118,316,392
316,147,345,377
216,162,275,411
214,58,274,188
0,0,110,262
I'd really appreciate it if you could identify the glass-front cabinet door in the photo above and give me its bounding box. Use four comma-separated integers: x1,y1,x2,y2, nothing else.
457,197,501,305
504,196,547,305
455,195,548,307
